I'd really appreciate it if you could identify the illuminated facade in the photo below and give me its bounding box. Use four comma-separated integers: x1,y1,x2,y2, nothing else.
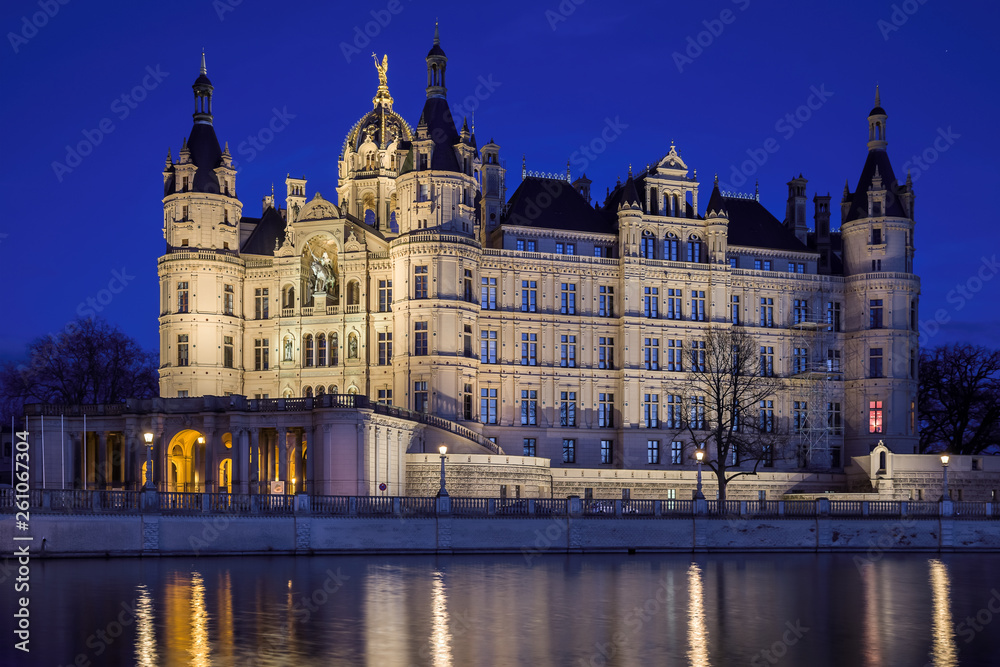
158,33,919,471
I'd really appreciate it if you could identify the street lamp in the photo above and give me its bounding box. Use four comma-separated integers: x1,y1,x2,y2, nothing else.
693,448,705,500
940,454,950,500
143,432,154,489
437,445,449,497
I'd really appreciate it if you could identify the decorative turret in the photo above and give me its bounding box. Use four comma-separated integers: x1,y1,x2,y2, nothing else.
426,22,447,99
867,85,888,152
814,192,832,273
193,51,213,126
784,174,808,243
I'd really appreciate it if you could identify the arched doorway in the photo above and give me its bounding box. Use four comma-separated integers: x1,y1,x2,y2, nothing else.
165,429,204,493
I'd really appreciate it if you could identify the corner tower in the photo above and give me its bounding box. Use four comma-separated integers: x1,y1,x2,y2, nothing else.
159,54,245,398
839,89,919,460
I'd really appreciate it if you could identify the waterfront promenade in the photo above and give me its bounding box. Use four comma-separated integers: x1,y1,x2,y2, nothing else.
3,489,999,556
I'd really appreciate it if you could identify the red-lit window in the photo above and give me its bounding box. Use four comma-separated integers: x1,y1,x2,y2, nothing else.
869,400,883,433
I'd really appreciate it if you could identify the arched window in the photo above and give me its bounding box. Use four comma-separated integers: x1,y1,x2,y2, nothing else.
687,235,703,263
672,194,681,217
330,333,339,366
347,280,361,306
328,384,337,395
316,385,326,397
283,285,295,309
348,332,359,359
640,231,656,259
304,335,314,367
317,334,327,367
665,233,680,261
304,386,313,398
364,209,376,227
650,187,658,215
389,211,398,234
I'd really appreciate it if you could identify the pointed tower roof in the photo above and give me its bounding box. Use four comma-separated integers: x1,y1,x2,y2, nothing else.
619,169,641,208
869,84,886,116
427,21,446,57
187,52,223,193
706,176,726,217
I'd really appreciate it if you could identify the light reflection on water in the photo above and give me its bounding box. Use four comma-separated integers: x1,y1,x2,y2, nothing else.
9,553,1000,667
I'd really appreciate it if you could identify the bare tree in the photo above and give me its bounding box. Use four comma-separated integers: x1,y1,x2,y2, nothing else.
674,326,786,503
0,318,158,422
919,344,1000,455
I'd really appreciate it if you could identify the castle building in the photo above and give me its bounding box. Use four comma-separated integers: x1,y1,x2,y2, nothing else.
158,31,919,474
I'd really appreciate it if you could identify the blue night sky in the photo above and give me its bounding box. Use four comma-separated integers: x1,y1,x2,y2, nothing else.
1,0,998,360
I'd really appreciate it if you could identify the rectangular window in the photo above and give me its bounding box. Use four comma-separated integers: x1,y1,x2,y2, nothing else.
414,381,429,413
379,279,393,312
254,338,269,371
828,402,843,435
870,348,884,377
687,239,702,263
481,277,497,310
556,242,564,254
759,399,774,432
760,346,774,377
463,383,473,420
376,388,393,406
729,257,737,269
464,324,473,358
763,444,774,467
480,329,498,364
797,263,805,273
910,349,916,379
598,337,614,370
826,301,842,332
566,243,575,255
516,239,524,251
666,395,682,429
731,295,740,325
521,390,538,426
560,283,577,314
223,284,234,316
464,270,474,303
414,266,428,299
910,299,917,332
480,388,498,424
560,391,577,427
647,440,660,465
378,332,393,365
223,335,234,368
670,441,683,465
763,260,773,271
599,285,615,317
793,401,808,433
521,280,537,312
644,338,659,370
793,347,808,374
665,236,679,261
827,349,842,372
872,228,883,245
644,393,659,428
414,321,428,356
644,286,659,318
759,298,774,327
793,299,808,324
641,234,656,259
560,335,577,367
690,340,706,372
526,240,536,252
523,438,537,457
177,334,189,367
667,339,683,372
521,332,537,366
600,440,613,465
869,400,883,433
689,396,705,429
870,299,884,329
788,262,796,273
754,259,762,270
254,288,269,320
667,288,683,320
598,393,615,428
690,290,705,321
562,439,576,463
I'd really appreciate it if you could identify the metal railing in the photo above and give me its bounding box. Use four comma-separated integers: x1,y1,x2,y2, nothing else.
2,490,996,520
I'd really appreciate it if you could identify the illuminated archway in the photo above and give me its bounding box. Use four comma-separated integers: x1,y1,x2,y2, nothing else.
165,429,204,493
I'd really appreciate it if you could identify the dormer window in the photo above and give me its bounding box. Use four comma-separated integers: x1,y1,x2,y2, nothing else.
872,228,882,245
419,153,428,170
872,201,882,217
182,176,189,192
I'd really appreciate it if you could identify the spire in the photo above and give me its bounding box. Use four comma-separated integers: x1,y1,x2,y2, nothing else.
875,84,880,108
192,51,214,125
425,22,448,99
867,86,887,151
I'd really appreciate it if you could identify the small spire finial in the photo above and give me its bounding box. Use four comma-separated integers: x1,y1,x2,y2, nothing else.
714,173,719,186
875,83,880,107
200,50,206,75
628,163,632,177
434,20,440,45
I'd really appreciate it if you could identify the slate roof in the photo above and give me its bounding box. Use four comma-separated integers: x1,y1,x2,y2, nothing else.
722,196,810,252
187,123,223,194
843,149,907,222
240,206,286,255
412,97,462,172
502,177,613,233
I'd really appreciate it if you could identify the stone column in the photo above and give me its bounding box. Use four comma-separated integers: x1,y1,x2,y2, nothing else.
304,426,314,495
288,429,300,493
97,431,109,489
233,428,246,494
277,426,288,488
204,430,218,492
249,428,260,493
